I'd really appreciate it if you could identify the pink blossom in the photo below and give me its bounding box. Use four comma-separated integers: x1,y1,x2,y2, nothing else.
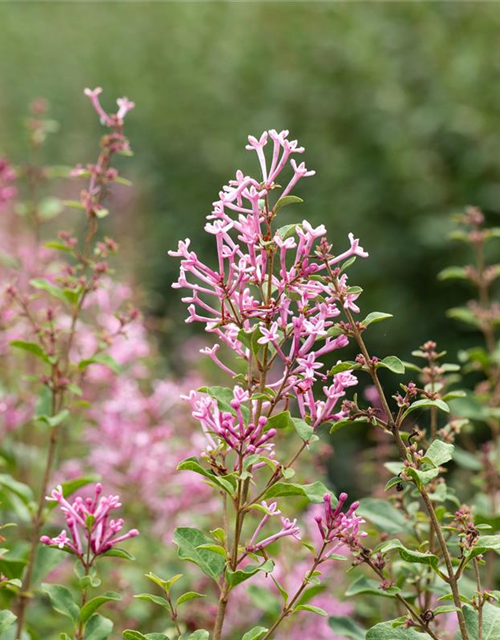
41,484,138,560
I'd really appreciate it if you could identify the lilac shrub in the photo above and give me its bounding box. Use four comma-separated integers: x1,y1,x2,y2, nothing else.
0,90,499,640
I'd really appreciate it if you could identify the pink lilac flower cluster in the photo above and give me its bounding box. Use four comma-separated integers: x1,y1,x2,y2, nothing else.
314,492,367,557
184,386,277,468
170,130,369,447
0,158,16,211
40,484,138,561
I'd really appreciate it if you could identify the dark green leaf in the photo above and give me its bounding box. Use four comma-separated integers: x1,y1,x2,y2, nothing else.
263,481,333,504
173,528,225,581
360,312,393,327
81,592,121,624
378,356,405,374
10,340,50,364
422,440,454,468
84,614,113,640
41,583,80,622
274,195,303,214
379,539,439,570
226,560,274,588
292,604,327,616
241,627,268,640
328,616,365,640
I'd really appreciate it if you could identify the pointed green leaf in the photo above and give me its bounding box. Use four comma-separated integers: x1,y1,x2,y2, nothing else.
173,528,225,581
41,583,80,623
329,616,365,640
241,627,268,640
84,614,113,640
81,592,121,624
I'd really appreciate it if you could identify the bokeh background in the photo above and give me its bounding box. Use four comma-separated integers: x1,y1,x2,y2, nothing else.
1,1,499,370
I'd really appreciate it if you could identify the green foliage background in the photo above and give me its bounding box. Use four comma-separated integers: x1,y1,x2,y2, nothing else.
1,2,499,359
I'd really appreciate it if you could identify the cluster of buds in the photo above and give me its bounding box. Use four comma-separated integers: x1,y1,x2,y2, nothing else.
0,158,17,211
247,501,301,552
314,492,366,558
452,505,480,554
184,386,277,468
40,484,138,564
393,381,418,409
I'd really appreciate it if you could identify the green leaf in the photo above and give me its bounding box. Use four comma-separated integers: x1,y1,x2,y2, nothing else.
84,614,113,640
422,440,454,468
433,605,461,615
176,591,206,607
357,498,414,534
292,604,327,616
378,356,405,374
274,195,303,214
81,592,121,624
226,560,274,588
241,627,268,640
173,527,225,581
145,572,182,595
447,307,482,329
402,398,450,420
291,418,314,442
263,481,333,504
79,354,121,374
64,199,85,210
328,616,365,640
438,266,468,281
405,467,440,489
360,312,393,327
35,409,70,429
177,457,236,495
0,557,27,580
0,474,33,504
0,610,17,634
384,476,404,492
10,340,50,364
464,602,500,640
330,418,368,434
196,544,226,557
329,361,358,375
267,411,293,431
186,632,209,640
366,621,432,639
135,593,170,610
45,241,73,253
30,277,67,303
41,583,80,623
32,546,64,585
101,547,135,560
378,539,439,570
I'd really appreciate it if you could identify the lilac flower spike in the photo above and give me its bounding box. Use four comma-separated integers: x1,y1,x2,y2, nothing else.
171,130,368,447
314,492,366,558
40,484,139,561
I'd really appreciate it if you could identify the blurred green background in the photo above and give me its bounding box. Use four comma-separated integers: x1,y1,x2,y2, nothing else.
1,2,499,360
